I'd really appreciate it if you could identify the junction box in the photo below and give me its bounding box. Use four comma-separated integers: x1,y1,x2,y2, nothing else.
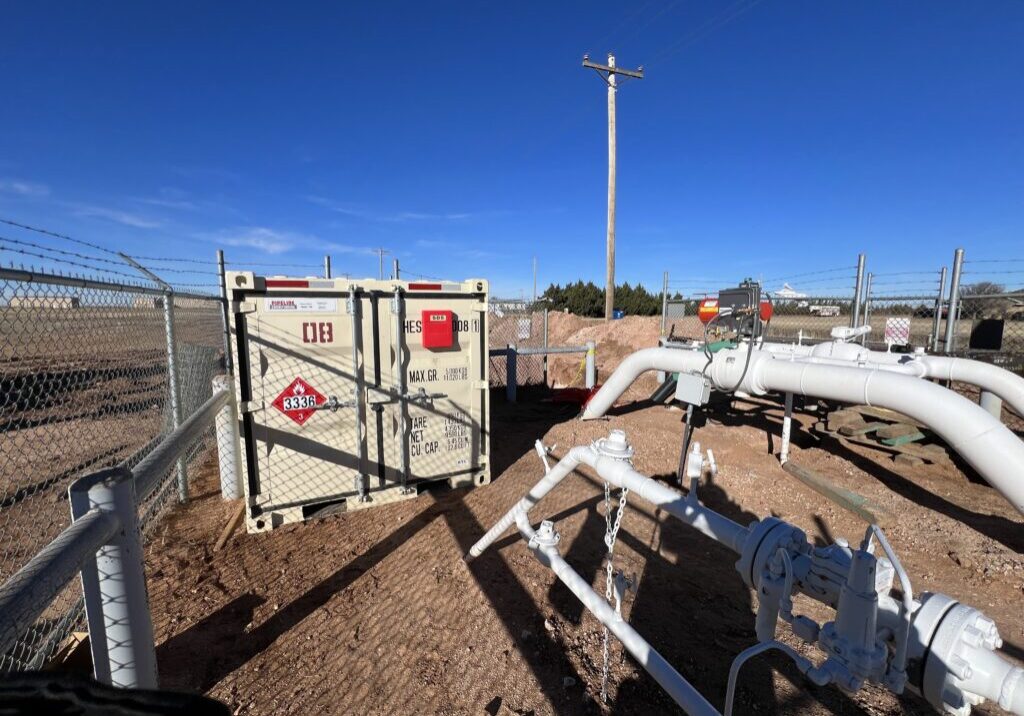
226,273,491,532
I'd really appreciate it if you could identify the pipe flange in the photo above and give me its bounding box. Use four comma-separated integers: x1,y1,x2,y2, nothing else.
593,429,634,460
921,601,1002,715
529,520,561,549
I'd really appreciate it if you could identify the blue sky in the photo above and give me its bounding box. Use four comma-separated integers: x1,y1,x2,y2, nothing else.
1,1,1022,297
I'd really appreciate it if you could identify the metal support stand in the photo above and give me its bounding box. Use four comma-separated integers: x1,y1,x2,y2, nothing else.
780,392,794,464
542,309,549,386
585,341,597,389
162,291,187,502
212,375,243,500
675,404,695,485
980,390,1003,420
506,343,517,403
69,467,157,689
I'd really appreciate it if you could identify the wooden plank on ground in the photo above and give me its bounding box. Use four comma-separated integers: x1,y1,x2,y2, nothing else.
881,431,926,447
215,501,246,551
813,422,950,464
876,423,920,440
782,461,893,527
839,421,887,437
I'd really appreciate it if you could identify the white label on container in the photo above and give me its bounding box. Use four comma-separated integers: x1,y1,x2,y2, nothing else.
264,297,338,313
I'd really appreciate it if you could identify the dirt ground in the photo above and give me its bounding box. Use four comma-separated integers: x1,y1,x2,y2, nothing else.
147,378,1023,715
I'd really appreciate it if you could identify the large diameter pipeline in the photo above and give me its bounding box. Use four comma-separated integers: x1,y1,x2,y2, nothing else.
710,349,1024,514
759,342,1024,417
582,347,707,419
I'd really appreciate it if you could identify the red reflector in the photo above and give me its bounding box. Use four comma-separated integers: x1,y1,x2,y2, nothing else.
265,279,310,288
759,299,773,322
408,282,443,290
698,298,719,324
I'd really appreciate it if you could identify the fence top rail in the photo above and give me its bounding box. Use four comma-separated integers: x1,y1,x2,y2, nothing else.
134,388,230,500
0,266,222,302
958,291,1024,301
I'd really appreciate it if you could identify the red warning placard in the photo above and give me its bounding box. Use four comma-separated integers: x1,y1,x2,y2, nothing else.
271,377,326,426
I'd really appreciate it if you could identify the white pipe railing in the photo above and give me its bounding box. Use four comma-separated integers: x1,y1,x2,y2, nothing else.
0,385,238,687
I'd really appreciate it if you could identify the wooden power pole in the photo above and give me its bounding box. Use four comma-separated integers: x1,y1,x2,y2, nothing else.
582,53,643,321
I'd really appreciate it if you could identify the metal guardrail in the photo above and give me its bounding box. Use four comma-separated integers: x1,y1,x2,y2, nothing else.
0,387,235,688
489,342,597,402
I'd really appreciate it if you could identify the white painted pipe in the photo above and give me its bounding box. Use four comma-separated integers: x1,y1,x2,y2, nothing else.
759,342,1024,418
517,516,721,716
583,347,1024,513
212,375,244,500
467,443,749,561
582,347,708,420
578,450,750,554
711,350,1024,514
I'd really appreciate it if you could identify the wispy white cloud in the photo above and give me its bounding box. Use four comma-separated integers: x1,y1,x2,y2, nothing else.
323,242,381,256
307,196,475,223
71,204,163,229
214,227,310,254
134,188,198,211
0,179,50,197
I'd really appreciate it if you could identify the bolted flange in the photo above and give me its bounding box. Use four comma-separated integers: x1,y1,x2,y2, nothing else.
530,520,561,549
593,429,634,460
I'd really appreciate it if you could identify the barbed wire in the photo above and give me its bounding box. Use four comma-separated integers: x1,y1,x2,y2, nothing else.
224,261,323,269
0,217,123,257
0,233,135,268
130,255,214,265
761,266,856,282
0,240,144,281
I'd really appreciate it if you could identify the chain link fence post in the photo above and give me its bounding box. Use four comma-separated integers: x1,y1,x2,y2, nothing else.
661,271,669,335
216,250,233,375
851,253,866,328
162,291,187,502
69,467,157,689
930,266,948,352
943,248,965,354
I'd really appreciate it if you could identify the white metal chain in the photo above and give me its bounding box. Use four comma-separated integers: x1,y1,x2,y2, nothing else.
601,479,629,703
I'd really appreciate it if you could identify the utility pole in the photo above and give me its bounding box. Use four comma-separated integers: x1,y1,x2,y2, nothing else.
583,53,643,321
532,256,538,304
372,248,390,280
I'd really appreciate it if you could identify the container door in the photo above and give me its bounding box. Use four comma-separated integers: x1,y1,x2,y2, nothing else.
244,293,367,512
382,291,485,486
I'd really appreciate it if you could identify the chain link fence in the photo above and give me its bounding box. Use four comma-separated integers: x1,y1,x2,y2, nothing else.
0,271,225,672
488,299,547,387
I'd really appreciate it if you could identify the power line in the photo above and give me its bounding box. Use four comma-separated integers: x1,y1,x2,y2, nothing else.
646,0,765,68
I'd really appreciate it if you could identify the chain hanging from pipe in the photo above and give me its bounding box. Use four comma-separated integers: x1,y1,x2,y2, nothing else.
601,479,629,703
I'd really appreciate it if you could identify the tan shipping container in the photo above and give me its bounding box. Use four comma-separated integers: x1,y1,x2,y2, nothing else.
226,272,490,531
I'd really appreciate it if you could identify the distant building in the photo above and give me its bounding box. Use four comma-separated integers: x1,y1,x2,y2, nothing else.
9,295,80,309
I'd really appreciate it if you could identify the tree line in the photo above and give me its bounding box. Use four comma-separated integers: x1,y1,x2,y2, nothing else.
538,281,683,317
